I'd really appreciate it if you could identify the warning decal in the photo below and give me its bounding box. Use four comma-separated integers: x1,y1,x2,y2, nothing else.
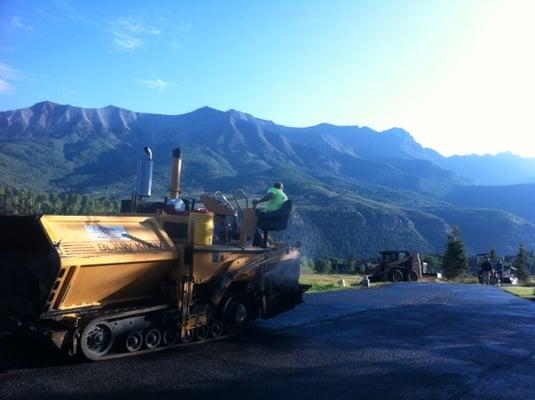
85,225,129,241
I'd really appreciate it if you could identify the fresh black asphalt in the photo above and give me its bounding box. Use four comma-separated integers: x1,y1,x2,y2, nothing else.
2,283,535,400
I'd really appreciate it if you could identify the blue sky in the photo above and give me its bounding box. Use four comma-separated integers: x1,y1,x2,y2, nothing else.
1,0,534,157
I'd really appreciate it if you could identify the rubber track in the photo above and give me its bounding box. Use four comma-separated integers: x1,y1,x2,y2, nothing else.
81,305,232,361
88,334,233,361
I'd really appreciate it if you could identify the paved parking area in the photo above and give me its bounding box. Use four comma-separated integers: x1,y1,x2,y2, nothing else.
2,283,535,399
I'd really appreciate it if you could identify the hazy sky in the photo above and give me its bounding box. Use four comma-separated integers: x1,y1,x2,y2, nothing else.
1,0,534,157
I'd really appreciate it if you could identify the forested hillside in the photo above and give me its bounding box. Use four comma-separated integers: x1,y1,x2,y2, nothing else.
444,183,535,224
1,101,534,257
0,187,119,215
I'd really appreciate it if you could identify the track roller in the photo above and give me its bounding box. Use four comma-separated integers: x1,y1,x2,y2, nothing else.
145,328,162,349
181,329,194,343
125,331,143,352
163,326,179,346
80,320,114,360
209,320,224,338
196,324,209,340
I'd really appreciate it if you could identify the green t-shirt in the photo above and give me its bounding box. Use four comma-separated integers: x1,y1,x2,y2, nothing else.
265,187,288,212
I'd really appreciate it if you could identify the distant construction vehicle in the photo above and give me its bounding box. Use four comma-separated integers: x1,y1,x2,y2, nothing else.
475,253,518,285
0,147,306,360
368,251,423,282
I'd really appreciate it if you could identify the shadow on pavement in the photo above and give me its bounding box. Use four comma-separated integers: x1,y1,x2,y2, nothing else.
3,285,535,400
0,332,76,373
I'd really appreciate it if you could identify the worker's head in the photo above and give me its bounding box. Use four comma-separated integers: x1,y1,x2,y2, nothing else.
274,182,284,191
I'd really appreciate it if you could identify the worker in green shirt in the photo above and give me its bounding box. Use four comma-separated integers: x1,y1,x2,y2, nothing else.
252,182,288,212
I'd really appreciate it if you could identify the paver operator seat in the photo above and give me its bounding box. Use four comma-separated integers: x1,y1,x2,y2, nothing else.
256,200,292,247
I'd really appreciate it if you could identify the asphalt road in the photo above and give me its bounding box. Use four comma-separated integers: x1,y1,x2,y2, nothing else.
2,283,535,400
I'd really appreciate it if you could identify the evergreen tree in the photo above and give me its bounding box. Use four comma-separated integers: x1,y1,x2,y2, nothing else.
514,243,530,283
49,193,62,214
63,193,82,214
330,257,344,274
347,255,357,274
442,226,469,279
314,259,332,274
0,186,120,216
299,257,314,273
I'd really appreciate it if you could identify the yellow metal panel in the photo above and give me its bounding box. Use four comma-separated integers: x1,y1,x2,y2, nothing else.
190,212,214,246
58,260,175,310
40,215,178,266
192,251,259,284
37,215,179,312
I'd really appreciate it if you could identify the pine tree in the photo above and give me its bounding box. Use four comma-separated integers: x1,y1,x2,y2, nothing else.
442,226,469,279
514,243,530,284
347,254,357,275
299,257,314,273
314,259,332,274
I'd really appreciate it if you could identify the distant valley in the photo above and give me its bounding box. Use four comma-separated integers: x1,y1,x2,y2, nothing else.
1,101,535,258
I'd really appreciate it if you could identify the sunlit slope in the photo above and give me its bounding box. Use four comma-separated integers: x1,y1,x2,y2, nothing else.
1,101,535,256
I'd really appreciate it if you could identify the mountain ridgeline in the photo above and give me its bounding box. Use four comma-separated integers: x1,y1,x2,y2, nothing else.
1,101,535,258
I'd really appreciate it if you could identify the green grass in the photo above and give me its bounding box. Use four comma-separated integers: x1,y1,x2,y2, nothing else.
520,277,535,287
503,286,535,299
299,273,387,293
443,274,480,284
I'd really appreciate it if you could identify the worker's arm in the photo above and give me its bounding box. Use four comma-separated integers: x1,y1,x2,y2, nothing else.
252,192,274,207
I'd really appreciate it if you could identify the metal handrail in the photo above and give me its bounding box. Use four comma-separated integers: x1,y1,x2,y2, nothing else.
214,191,234,211
232,189,249,210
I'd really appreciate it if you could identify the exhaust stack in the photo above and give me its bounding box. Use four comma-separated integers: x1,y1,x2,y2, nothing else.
135,146,153,198
169,147,182,199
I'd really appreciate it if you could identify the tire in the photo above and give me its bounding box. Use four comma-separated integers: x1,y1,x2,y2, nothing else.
406,270,418,282
389,269,403,283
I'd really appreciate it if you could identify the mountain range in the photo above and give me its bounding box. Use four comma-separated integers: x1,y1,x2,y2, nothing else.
1,101,534,258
